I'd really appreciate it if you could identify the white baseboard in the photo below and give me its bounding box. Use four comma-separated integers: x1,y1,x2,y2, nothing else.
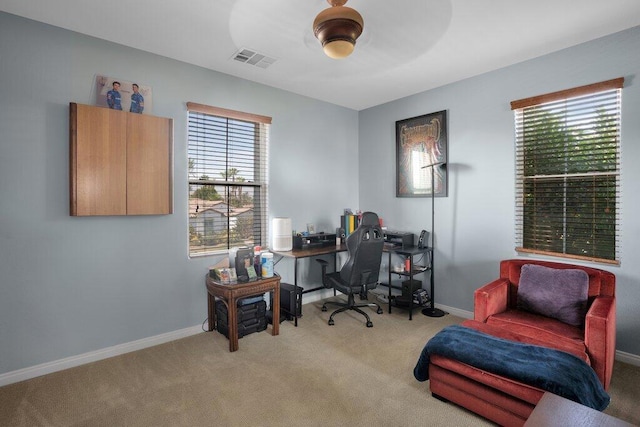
435,303,473,319
0,325,203,387
615,350,640,366
1,303,638,387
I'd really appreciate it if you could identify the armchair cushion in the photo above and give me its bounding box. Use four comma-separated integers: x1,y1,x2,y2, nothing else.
485,311,588,362
517,264,589,327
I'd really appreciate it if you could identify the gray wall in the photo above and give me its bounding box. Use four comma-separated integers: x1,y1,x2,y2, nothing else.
359,26,640,357
0,12,358,375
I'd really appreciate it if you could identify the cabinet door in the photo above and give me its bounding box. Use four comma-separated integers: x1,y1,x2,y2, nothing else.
126,113,173,215
70,103,127,216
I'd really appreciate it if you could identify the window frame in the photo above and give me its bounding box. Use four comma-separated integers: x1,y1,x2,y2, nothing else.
187,102,271,257
511,78,623,265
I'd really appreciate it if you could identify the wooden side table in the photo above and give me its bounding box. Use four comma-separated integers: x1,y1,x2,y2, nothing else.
205,274,281,352
525,392,633,426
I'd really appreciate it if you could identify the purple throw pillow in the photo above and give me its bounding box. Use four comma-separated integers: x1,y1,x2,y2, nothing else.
517,264,589,327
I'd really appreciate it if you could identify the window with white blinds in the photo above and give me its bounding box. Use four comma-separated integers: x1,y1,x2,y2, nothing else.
511,78,623,265
187,102,270,257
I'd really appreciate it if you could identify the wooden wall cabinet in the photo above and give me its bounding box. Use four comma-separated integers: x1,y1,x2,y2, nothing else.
69,103,173,216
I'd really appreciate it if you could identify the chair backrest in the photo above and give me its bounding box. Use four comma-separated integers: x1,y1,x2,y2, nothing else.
339,212,384,288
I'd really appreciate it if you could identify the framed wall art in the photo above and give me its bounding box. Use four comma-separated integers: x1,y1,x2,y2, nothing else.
395,110,448,197
94,75,153,114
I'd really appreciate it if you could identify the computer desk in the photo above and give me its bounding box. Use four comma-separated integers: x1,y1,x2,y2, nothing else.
271,244,346,326
271,243,433,325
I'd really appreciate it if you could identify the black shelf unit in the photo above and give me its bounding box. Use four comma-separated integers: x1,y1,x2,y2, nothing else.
385,245,433,320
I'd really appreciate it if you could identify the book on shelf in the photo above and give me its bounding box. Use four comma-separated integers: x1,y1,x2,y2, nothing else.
340,213,361,237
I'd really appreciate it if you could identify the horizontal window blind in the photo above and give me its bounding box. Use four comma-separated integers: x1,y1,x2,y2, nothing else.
512,79,622,264
187,103,270,256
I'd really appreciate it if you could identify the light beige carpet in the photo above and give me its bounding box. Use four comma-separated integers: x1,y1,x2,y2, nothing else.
1,297,638,426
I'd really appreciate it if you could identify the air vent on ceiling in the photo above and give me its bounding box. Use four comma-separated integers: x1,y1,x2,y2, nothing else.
231,48,277,69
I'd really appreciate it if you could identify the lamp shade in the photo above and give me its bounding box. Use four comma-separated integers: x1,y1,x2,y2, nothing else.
313,3,364,59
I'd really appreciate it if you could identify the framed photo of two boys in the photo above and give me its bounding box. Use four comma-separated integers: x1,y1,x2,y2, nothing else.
94,75,153,114
395,110,448,198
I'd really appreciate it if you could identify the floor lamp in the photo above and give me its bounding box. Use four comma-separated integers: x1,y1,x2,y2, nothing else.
421,161,447,318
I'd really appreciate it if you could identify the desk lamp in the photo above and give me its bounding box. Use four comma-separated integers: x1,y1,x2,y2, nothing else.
421,161,447,318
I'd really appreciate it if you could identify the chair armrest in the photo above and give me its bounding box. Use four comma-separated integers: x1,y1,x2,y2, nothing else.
316,259,329,267
474,278,509,322
315,259,331,288
585,296,616,390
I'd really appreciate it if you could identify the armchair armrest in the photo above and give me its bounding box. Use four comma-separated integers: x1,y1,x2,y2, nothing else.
474,278,509,322
585,296,616,390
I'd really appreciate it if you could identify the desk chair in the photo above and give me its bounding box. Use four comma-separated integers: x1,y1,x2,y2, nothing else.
317,212,384,327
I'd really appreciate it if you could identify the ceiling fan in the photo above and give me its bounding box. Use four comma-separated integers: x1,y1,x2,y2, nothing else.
313,0,364,59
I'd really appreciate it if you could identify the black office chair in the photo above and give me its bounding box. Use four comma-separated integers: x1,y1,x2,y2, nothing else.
317,212,384,327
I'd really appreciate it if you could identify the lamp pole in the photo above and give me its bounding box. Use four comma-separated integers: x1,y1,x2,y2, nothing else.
421,161,446,318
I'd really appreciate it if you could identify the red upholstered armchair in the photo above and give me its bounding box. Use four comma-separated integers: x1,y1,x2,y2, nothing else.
474,259,616,389
426,259,616,426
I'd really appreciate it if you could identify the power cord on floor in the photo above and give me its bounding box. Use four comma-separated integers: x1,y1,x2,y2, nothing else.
369,289,390,304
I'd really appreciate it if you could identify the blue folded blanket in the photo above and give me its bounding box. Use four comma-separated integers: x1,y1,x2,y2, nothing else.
414,325,610,411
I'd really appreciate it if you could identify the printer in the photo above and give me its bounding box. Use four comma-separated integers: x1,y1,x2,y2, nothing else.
383,230,415,248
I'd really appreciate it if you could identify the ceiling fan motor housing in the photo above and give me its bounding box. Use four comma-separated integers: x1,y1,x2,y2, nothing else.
313,4,364,59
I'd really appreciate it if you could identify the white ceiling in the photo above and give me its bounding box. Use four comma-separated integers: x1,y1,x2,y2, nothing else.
2,0,640,111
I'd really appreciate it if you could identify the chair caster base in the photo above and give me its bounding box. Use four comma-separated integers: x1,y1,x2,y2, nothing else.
366,321,373,327
322,305,328,312
328,319,335,326
376,307,383,314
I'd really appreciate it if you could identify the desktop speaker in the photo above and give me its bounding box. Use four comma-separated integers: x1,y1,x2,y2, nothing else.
229,246,254,281
272,217,292,251
402,279,422,298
